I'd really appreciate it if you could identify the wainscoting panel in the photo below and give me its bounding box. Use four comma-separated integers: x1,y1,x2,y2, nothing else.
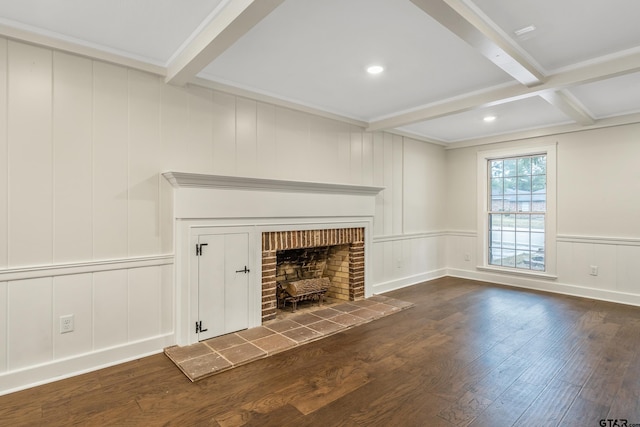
617,245,640,294
447,233,640,307
93,269,129,350
53,274,93,360
0,281,6,374
7,278,53,371
128,266,162,341
445,231,477,271
0,258,174,396
556,237,640,295
372,233,447,294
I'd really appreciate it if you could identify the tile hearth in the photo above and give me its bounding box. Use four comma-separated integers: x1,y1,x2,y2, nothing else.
165,295,413,382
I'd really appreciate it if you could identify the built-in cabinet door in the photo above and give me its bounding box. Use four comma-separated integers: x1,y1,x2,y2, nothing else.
196,232,250,341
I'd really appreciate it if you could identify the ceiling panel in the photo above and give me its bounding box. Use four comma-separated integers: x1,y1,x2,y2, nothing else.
468,0,640,72
199,0,511,121
568,72,640,119
0,0,224,64
398,96,572,143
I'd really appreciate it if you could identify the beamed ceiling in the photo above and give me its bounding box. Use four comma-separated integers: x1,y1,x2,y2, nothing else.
1,0,639,147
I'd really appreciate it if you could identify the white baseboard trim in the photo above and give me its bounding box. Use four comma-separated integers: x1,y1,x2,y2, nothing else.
0,333,176,396
373,269,447,295
447,268,640,307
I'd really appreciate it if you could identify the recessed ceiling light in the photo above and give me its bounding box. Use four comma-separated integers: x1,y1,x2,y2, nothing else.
514,25,536,37
367,65,384,75
483,115,497,123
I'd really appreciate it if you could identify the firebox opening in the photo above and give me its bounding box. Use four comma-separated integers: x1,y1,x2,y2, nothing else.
275,244,350,315
261,228,365,323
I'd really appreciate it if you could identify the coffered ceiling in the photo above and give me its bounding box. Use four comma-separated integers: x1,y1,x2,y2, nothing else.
1,0,639,147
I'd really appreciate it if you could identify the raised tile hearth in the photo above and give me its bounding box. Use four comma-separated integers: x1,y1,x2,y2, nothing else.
165,295,413,382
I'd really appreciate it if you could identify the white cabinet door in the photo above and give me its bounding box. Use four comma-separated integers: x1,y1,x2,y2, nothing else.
196,232,250,341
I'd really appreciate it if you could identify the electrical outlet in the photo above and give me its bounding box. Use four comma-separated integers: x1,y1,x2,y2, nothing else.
60,314,74,334
589,265,599,276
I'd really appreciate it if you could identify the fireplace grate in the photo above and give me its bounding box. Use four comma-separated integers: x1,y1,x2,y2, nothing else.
277,277,331,312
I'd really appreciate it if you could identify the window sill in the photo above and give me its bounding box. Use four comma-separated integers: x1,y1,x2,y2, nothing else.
477,265,558,280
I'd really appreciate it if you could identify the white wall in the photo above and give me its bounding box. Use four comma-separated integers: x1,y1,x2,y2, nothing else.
0,38,446,394
445,124,640,304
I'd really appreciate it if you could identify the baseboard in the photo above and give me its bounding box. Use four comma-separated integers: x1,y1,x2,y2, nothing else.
372,269,447,295
447,268,640,307
0,333,176,396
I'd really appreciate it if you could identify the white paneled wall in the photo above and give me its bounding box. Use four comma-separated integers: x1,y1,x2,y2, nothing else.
53,52,93,263
372,135,448,294
0,282,6,372
0,36,436,267
128,70,162,257
0,39,6,269
0,38,445,394
8,278,53,370
93,61,129,260
8,42,53,267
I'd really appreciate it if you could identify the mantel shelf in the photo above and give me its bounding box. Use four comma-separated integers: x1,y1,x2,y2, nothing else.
162,172,385,196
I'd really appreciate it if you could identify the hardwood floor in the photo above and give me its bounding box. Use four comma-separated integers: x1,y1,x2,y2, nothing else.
2,276,640,426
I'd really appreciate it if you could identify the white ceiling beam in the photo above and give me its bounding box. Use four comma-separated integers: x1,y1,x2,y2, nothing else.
367,51,640,132
410,0,544,86
165,0,284,86
539,90,595,126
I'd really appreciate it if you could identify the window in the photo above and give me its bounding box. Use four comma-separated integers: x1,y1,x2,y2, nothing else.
477,145,556,277
489,155,546,271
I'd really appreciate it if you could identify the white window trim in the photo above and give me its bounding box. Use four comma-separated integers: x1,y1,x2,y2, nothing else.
476,143,558,279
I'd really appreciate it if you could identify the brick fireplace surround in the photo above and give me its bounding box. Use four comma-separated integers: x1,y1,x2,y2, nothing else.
261,228,365,322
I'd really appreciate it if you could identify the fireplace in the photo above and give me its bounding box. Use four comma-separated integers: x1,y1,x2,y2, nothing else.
261,228,365,322
164,172,382,345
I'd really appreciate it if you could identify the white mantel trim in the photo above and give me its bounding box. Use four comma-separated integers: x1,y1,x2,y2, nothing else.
162,172,385,196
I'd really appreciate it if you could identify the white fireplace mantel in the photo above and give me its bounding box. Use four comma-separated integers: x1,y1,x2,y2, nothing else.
163,172,385,196
163,172,384,220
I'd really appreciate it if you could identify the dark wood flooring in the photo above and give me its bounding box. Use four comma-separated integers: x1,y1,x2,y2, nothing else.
2,276,640,426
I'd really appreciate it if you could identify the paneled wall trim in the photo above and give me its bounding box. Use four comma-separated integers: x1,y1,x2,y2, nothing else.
557,235,640,247
0,255,174,282
373,230,447,243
